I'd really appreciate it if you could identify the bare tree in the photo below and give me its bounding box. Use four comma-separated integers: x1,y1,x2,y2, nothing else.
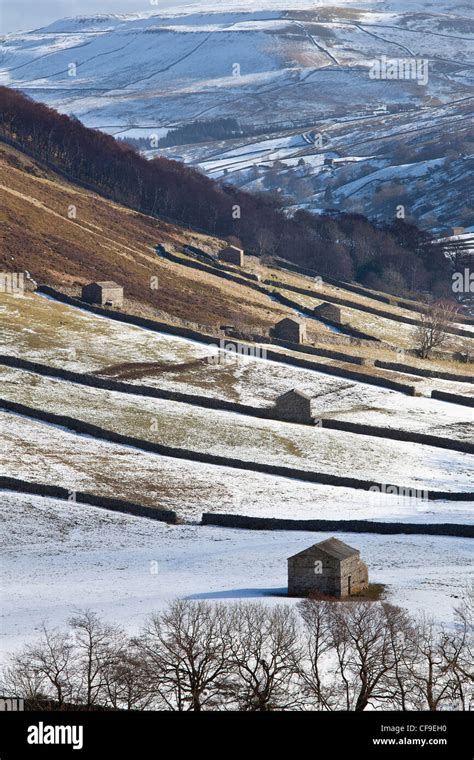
1,651,50,710
1,625,75,709
227,602,301,711
383,604,417,711
331,601,397,711
2,600,473,712
298,599,415,711
414,299,458,358
319,601,416,711
327,603,354,710
255,227,280,258
26,626,75,709
405,615,454,711
69,610,126,709
297,598,337,710
438,593,473,710
102,645,155,711
135,600,231,711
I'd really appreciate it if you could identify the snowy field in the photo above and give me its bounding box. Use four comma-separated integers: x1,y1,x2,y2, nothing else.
1,368,473,493
1,412,473,524
0,292,211,374
1,292,472,422
1,491,472,658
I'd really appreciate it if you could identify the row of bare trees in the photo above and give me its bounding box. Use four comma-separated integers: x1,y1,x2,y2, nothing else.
2,599,472,712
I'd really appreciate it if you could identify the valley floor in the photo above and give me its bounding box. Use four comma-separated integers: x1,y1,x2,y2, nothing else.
1,492,472,657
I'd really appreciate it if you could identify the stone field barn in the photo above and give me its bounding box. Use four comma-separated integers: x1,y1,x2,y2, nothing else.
270,317,306,343
288,537,369,598
219,245,245,266
81,281,124,308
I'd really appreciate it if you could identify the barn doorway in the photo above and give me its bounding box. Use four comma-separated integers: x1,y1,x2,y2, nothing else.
348,575,352,595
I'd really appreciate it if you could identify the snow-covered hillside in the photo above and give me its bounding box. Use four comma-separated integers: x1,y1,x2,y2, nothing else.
0,283,472,658
1,0,472,230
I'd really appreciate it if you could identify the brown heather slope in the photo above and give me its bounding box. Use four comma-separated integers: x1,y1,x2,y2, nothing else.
1,140,472,373
0,141,302,332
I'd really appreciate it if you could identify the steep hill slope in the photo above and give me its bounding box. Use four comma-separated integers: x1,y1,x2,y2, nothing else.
0,140,291,331
2,138,474,367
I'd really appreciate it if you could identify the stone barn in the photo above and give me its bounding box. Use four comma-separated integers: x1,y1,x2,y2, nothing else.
314,303,343,324
274,389,316,424
219,245,245,266
81,281,123,308
288,537,369,598
270,317,306,344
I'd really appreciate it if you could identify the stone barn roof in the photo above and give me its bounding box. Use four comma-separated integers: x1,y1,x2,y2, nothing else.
91,281,122,289
220,244,243,254
277,388,312,402
276,317,303,327
288,537,359,563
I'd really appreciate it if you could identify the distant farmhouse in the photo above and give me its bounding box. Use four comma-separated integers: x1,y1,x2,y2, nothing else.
452,226,465,236
270,317,306,344
81,281,123,308
274,389,316,424
219,245,245,266
288,538,369,598
314,303,343,324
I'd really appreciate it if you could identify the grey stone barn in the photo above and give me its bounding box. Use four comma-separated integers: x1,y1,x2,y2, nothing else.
314,303,343,324
274,389,316,424
81,281,123,308
288,537,369,598
270,317,306,344
219,245,245,266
